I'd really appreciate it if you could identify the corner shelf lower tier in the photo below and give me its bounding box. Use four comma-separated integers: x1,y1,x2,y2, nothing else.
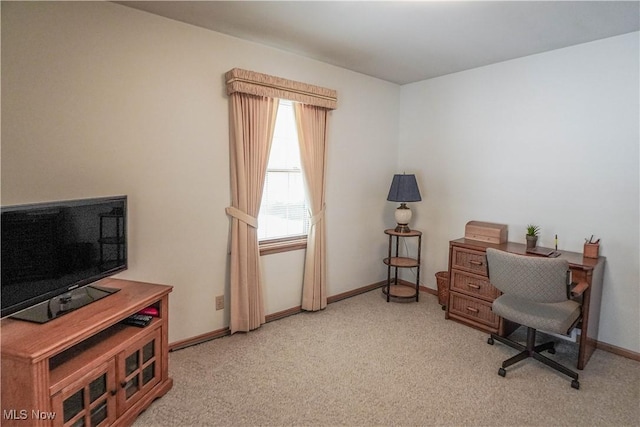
1,278,173,427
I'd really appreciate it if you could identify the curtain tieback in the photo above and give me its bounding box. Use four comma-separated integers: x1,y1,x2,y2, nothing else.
310,205,326,226
226,206,258,228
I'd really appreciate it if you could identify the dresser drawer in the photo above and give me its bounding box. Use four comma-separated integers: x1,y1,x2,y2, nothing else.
451,247,488,276
450,270,500,301
448,292,499,329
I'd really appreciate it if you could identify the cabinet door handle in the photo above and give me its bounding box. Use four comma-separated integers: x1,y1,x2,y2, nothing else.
467,283,481,289
111,389,118,396
120,381,127,388
466,307,479,313
469,260,484,266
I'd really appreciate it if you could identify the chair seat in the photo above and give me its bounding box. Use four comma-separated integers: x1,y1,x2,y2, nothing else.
492,294,581,335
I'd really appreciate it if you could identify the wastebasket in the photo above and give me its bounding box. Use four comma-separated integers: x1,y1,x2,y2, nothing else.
435,271,449,310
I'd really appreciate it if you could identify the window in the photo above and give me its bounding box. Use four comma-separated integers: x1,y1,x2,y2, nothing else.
258,100,309,251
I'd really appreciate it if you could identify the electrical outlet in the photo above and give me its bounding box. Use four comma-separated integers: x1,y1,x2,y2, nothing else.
215,295,224,311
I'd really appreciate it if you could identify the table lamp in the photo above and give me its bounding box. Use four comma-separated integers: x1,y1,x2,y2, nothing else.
387,174,422,233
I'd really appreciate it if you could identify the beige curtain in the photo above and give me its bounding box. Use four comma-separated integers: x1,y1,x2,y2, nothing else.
226,93,279,333
295,103,329,311
224,67,336,321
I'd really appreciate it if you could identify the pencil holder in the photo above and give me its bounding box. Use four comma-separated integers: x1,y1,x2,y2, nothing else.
583,243,599,259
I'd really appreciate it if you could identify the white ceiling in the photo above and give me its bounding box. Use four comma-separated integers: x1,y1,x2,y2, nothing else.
116,1,640,85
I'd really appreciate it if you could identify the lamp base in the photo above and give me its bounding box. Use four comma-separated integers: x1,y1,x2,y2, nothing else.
394,203,412,233
394,224,411,233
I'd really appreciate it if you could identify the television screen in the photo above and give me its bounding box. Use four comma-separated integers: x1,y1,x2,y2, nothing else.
1,196,127,322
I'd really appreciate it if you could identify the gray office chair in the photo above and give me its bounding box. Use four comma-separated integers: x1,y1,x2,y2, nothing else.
485,248,583,389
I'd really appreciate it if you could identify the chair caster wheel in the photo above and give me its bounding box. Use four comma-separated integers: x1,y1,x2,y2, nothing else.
441,305,446,311
498,368,506,377
487,337,494,345
571,380,580,390
548,348,556,354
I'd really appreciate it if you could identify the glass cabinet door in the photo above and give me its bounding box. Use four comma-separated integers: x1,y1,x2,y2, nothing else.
51,361,116,427
117,327,161,413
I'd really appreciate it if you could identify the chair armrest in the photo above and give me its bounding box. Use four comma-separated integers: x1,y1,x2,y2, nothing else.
571,281,590,297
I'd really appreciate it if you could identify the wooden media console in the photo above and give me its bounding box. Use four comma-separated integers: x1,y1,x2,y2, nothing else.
1,278,173,427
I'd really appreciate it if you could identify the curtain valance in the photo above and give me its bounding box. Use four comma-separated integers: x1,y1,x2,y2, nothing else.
225,68,337,110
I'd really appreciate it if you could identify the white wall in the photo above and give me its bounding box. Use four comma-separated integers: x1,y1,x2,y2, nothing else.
1,2,399,342
3,2,638,354
398,33,640,352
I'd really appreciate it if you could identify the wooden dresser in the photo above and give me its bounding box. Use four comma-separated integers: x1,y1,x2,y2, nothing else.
445,238,605,370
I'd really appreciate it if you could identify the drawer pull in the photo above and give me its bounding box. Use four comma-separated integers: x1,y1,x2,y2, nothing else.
469,260,484,266
466,307,479,313
467,283,481,289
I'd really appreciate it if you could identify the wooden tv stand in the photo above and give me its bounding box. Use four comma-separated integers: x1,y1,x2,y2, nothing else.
1,278,173,427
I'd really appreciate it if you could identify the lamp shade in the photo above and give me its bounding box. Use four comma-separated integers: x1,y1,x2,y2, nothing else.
387,174,422,202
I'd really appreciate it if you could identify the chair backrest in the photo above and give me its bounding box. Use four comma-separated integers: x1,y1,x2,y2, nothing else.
486,248,569,303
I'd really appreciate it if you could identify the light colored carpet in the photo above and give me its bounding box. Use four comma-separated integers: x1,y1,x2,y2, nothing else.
135,290,639,426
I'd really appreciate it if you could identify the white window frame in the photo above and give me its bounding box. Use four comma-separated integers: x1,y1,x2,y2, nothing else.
258,100,309,255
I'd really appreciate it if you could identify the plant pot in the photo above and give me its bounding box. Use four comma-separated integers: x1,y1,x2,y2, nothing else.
526,235,538,249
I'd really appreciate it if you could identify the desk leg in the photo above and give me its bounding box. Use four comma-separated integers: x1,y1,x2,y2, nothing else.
577,282,592,370
574,261,604,370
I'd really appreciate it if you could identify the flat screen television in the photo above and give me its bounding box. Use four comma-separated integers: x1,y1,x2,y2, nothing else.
1,196,127,323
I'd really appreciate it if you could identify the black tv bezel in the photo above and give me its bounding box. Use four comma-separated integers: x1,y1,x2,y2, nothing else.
1,195,128,319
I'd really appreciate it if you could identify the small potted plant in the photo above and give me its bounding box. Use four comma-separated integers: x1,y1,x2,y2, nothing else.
526,224,540,249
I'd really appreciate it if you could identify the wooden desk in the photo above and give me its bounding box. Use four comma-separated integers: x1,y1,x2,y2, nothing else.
446,238,605,370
